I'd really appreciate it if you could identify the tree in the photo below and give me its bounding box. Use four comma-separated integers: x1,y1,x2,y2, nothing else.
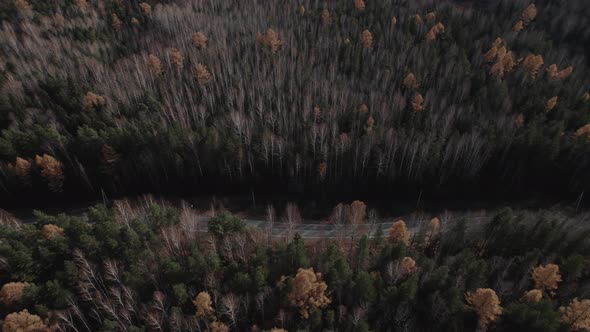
41,224,64,240
559,298,590,331
465,288,502,331
522,289,543,303
354,0,365,11
256,28,283,53
35,154,64,192
14,157,31,186
360,30,373,49
207,211,244,237
531,264,561,293
147,55,163,77
0,282,29,305
195,64,211,85
521,4,537,25
2,310,47,332
82,92,106,111
400,257,417,275
139,2,152,15
388,220,410,246
288,268,331,319
193,291,214,319
403,73,418,89
193,32,208,48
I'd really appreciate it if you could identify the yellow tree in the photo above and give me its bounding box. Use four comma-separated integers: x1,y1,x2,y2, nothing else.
256,28,283,53
388,220,410,245
14,157,31,186
521,289,543,303
546,96,558,112
465,288,502,331
288,268,331,318
349,200,366,224
400,257,417,275
147,55,163,77
403,73,418,89
112,14,122,31
575,124,590,140
193,32,208,48
168,48,184,70
354,0,365,11
531,264,561,293
522,54,544,79
42,224,64,240
139,2,152,15
560,298,590,331
193,291,214,319
2,310,47,332
0,282,29,305
361,30,373,49
195,64,211,85
35,154,64,192
521,3,537,25
210,321,230,332
412,94,424,112
82,92,106,110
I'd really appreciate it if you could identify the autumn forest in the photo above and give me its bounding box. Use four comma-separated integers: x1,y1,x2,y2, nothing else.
0,0,590,331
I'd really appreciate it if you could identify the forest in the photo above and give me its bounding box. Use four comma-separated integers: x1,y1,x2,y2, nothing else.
0,0,588,207
0,199,589,331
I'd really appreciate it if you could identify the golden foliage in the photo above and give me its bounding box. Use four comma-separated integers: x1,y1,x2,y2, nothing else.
583,92,590,102
288,268,331,319
322,9,332,26
546,96,558,112
547,65,574,80
513,20,524,32
560,298,590,331
521,3,537,25
574,124,590,140
35,154,64,192
75,0,88,11
139,2,152,15
425,12,436,21
256,28,283,53
388,220,410,245
360,29,373,49
193,32,208,49
271,329,288,332
131,17,140,25
298,5,305,16
354,0,365,11
15,0,33,14
210,321,230,332
465,288,502,330
400,257,417,275
147,54,163,77
112,14,122,31
531,264,561,292
318,162,327,179
15,157,31,186
193,291,214,318
412,94,424,112
403,72,418,89
522,54,544,79
522,289,543,303
391,16,397,25
0,282,29,305
425,217,441,245
195,63,211,85
83,92,106,110
2,310,47,332
358,104,369,114
349,200,366,224
426,22,445,42
42,224,64,240
169,48,184,69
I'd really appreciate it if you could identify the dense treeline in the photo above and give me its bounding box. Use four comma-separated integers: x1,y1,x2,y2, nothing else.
0,200,589,331
0,0,588,205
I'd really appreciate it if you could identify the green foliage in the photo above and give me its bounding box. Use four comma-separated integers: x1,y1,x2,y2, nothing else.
207,211,245,237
